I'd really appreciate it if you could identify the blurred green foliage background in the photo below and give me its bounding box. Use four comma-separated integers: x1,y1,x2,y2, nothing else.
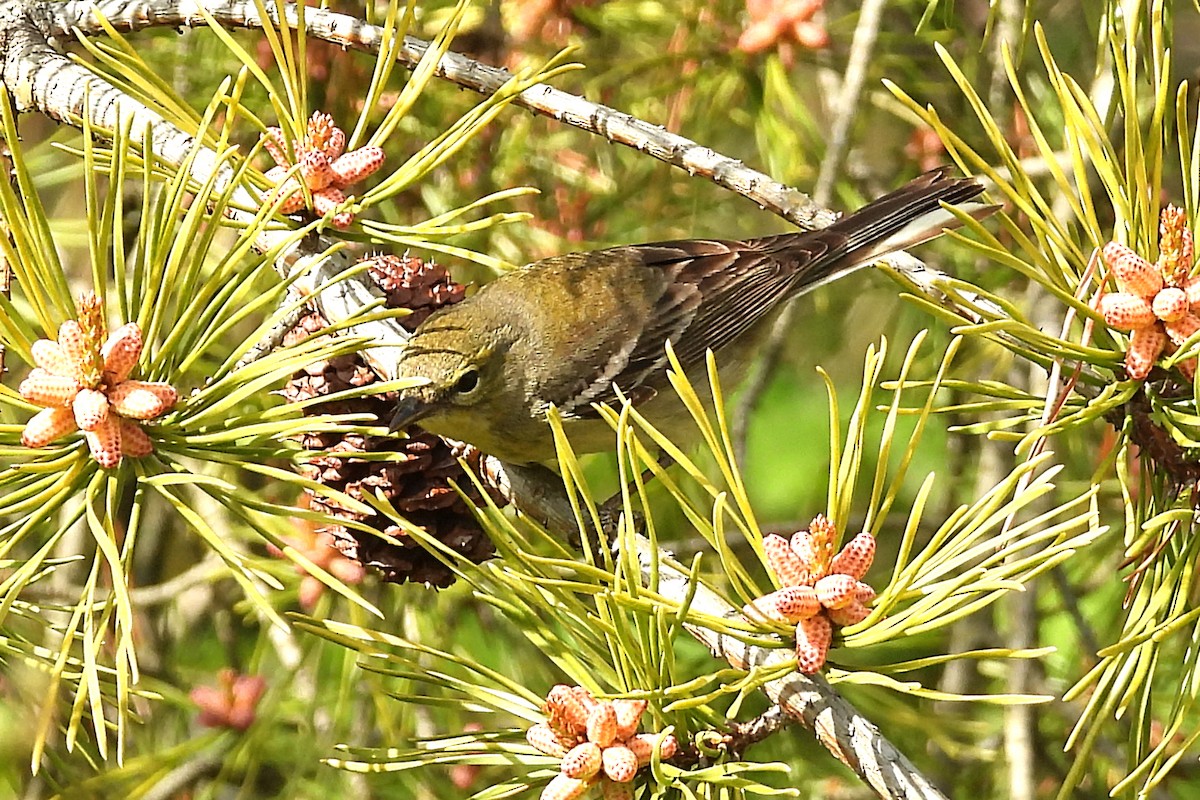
2,0,1199,798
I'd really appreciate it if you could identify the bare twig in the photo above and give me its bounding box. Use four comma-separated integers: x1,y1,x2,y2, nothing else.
24,555,227,607
0,105,12,376
723,704,796,758
142,750,224,800
734,0,888,466
812,0,888,204
235,283,309,370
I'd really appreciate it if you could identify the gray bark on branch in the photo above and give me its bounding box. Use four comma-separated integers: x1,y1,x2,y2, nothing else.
47,0,1013,348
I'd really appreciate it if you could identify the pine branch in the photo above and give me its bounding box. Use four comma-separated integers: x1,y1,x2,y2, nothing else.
34,0,1019,370
0,0,404,376
488,458,948,800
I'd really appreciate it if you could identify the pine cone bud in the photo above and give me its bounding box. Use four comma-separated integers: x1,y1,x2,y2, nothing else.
612,698,646,741
763,533,808,586
540,774,591,800
601,745,638,783
22,406,77,447
85,414,123,468
263,127,289,167
108,380,177,419
789,530,817,574
795,614,832,674
324,126,346,160
814,573,858,609
330,146,384,185
312,187,352,228
1126,325,1168,380
267,170,306,214
854,581,876,604
101,323,143,384
585,703,618,748
299,148,335,191
828,532,875,579
118,417,154,458
1165,312,1200,348
19,368,80,407
528,722,571,757
57,320,90,384
742,585,821,624
1183,274,1200,308
1154,287,1189,322
627,732,677,766
561,742,602,779
827,599,871,627
546,685,592,734
1100,293,1156,330
656,733,678,759
1104,242,1163,297
31,338,73,376
72,388,110,431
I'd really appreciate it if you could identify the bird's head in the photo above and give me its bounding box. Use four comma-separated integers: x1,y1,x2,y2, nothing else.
387,305,516,446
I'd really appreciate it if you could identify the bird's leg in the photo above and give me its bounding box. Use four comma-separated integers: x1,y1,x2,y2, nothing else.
473,439,688,555
593,449,677,547
480,455,665,549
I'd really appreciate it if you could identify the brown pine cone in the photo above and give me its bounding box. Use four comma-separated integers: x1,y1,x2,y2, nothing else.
284,254,501,587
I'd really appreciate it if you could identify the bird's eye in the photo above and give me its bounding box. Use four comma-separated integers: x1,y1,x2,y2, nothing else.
453,369,480,395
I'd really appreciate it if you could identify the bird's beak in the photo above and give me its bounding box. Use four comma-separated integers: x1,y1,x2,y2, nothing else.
388,393,433,434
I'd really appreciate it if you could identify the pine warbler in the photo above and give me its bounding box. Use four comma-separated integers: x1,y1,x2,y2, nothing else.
389,167,989,464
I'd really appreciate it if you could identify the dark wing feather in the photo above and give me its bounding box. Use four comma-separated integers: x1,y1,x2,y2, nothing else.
557,239,815,415
554,167,988,416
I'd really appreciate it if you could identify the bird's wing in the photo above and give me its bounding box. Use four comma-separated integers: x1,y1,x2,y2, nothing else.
556,237,825,416
551,167,988,418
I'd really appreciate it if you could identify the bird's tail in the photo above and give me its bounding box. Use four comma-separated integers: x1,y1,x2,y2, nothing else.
767,166,993,294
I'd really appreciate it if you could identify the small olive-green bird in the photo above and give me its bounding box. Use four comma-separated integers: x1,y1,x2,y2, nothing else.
389,167,989,464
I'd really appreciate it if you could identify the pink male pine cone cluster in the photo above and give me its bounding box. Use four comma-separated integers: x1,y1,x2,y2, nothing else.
528,685,678,800
736,0,829,58
263,111,384,229
743,515,876,673
1098,206,1199,380
19,293,176,468
190,668,267,732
